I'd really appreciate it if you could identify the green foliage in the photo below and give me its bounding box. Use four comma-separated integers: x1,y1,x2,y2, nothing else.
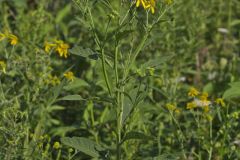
0,0,240,159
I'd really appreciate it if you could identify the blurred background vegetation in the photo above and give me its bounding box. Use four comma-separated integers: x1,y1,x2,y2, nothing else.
0,0,239,159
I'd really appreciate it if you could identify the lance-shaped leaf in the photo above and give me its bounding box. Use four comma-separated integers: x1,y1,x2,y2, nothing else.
70,46,99,60
121,131,154,144
61,137,104,158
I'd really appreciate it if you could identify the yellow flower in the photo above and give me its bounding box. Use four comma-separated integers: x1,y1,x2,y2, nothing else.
53,141,61,149
215,98,225,107
44,40,69,58
147,0,156,14
0,60,6,73
186,101,197,109
0,32,18,45
166,103,176,111
8,34,18,45
136,0,156,14
188,87,199,97
44,42,56,53
55,40,70,58
136,0,147,8
64,71,74,81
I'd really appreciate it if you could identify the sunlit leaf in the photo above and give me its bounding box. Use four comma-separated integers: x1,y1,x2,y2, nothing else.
61,137,104,158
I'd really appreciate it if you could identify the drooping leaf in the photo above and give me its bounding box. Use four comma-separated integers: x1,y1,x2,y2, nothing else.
61,137,104,158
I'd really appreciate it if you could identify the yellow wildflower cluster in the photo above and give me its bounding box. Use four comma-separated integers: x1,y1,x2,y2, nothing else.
0,31,18,45
45,74,61,86
188,87,199,97
64,71,75,81
0,60,6,73
44,40,70,58
136,0,156,14
186,87,226,113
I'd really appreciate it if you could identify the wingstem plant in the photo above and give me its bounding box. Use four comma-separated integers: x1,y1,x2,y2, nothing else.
70,0,171,159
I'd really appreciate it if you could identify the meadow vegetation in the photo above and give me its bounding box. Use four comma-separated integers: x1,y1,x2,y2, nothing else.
0,0,240,159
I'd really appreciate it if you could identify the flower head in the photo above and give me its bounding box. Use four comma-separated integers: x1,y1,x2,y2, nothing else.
8,34,18,45
44,42,56,53
188,87,199,97
0,31,18,45
64,71,74,81
136,0,156,14
44,40,69,58
55,40,70,58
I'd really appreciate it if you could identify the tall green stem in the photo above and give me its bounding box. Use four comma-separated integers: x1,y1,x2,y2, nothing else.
114,44,121,159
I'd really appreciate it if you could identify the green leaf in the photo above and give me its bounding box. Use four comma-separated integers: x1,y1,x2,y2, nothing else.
223,82,240,100
47,105,65,112
51,126,77,137
122,96,133,124
122,131,153,142
63,78,89,91
58,95,84,101
100,107,116,124
56,4,71,23
70,46,99,60
203,82,214,94
61,137,103,158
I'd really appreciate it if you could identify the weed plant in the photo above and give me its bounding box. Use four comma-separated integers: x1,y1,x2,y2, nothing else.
0,0,240,159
